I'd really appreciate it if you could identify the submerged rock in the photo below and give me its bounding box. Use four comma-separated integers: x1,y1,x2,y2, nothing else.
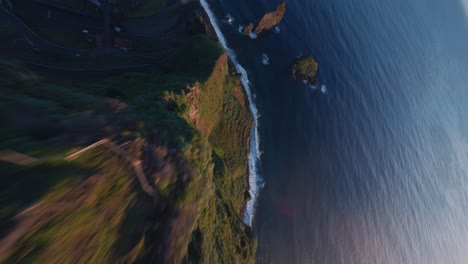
262,53,270,65
242,0,286,37
225,15,233,24
290,56,319,86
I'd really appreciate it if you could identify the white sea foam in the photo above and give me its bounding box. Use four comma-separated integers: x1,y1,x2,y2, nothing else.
238,25,257,39
224,14,234,24
200,0,263,226
462,0,468,18
321,85,327,93
262,53,270,65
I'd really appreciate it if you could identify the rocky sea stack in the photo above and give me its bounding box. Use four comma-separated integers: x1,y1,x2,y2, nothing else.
290,56,319,86
242,0,286,37
242,23,254,36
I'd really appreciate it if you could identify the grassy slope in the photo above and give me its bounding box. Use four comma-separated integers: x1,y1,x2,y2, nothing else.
41,0,167,17
182,54,252,213
4,150,154,263
0,62,157,263
0,34,255,263
124,0,168,17
171,54,256,263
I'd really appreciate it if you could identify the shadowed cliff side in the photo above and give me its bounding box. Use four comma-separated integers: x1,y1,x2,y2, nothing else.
0,41,255,264
0,0,256,261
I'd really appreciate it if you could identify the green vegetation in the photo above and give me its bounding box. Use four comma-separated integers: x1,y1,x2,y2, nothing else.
172,54,252,212
0,22,12,33
0,162,92,232
158,34,224,80
34,28,95,50
168,54,256,263
40,0,166,17
39,0,100,16
0,29,255,262
123,0,167,17
4,150,154,263
38,0,85,10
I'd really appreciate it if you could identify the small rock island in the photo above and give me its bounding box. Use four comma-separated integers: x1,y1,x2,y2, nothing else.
242,23,254,36
243,0,286,37
290,56,319,86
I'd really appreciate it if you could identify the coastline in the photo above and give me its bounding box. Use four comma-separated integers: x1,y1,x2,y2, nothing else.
0,0,258,262
200,0,263,227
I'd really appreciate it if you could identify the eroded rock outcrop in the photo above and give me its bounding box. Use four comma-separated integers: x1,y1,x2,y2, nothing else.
242,0,286,37
242,23,254,36
290,56,319,86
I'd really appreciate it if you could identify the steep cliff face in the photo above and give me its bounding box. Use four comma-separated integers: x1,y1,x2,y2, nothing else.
0,0,256,262
242,0,286,37
171,53,256,263
0,59,214,264
0,52,255,264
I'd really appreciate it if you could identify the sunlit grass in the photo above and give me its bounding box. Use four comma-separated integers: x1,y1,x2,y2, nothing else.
0,34,255,262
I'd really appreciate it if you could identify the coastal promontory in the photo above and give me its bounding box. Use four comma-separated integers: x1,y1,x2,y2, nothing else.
290,56,319,86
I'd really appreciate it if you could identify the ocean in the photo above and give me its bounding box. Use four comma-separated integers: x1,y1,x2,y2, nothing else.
201,0,468,263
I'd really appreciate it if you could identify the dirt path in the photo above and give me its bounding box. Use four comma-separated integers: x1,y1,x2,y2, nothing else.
103,140,157,198
65,138,157,198
0,150,40,166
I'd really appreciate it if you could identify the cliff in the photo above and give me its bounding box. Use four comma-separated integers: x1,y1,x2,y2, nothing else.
243,0,286,36
175,54,256,263
0,3,256,263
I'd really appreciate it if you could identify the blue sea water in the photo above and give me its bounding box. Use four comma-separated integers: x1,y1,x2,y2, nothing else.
203,0,468,263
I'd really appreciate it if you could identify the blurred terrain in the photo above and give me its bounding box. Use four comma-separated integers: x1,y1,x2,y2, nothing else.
0,0,256,263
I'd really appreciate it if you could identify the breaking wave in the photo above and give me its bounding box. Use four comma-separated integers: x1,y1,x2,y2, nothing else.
200,0,263,226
